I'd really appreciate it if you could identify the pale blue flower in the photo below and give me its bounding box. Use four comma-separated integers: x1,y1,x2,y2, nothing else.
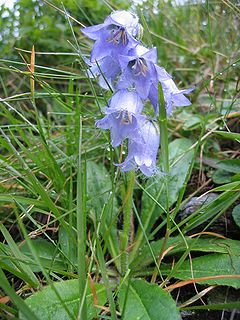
96,89,145,147
117,120,160,176
81,10,140,63
117,45,170,99
148,78,193,116
86,55,120,90
84,10,193,177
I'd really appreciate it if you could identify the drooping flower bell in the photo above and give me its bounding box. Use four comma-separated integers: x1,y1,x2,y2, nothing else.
117,45,171,99
96,89,145,147
148,78,193,117
81,10,141,62
86,55,121,90
118,120,160,176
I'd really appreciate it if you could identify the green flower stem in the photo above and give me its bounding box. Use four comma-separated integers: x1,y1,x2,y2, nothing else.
121,170,135,275
151,83,171,283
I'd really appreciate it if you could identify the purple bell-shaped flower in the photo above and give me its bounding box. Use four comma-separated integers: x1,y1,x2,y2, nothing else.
96,89,145,147
117,45,171,99
81,10,141,62
118,120,160,176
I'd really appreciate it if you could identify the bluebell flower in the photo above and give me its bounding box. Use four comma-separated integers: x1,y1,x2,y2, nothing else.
86,55,121,90
96,89,145,147
148,78,193,117
117,45,170,99
117,120,160,176
81,10,140,62
84,10,193,177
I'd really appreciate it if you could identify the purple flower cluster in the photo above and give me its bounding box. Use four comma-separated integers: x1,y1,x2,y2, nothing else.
82,10,192,176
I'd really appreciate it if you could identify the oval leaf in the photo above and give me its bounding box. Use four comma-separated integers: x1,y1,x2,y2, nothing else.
214,131,240,142
119,279,181,320
19,280,106,320
232,204,240,229
162,254,240,288
20,239,65,272
87,161,119,264
131,237,240,271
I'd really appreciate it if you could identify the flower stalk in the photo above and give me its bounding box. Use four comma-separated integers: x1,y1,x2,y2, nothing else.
151,82,171,283
120,170,135,274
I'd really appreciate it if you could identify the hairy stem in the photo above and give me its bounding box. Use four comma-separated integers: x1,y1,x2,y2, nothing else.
151,82,171,283
121,170,135,275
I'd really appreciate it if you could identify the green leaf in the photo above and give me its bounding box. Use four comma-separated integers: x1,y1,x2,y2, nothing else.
131,237,240,270
204,157,240,174
96,238,118,319
87,161,119,264
232,204,240,228
19,280,106,320
0,129,72,240
119,279,181,320
0,195,48,209
183,115,202,130
0,223,39,288
162,254,240,288
214,131,240,142
0,268,39,320
20,239,65,272
232,172,240,182
138,138,195,236
87,161,114,219
58,226,77,266
182,183,240,232
212,169,234,184
211,181,240,192
182,301,240,311
216,159,240,174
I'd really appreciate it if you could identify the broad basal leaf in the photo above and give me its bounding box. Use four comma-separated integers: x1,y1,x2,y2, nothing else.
87,161,119,266
203,157,240,173
214,131,240,142
20,239,65,272
162,253,240,289
19,279,106,320
131,237,240,271
232,205,240,229
119,279,181,320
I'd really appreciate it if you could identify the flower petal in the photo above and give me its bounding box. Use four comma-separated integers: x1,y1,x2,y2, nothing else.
95,115,110,129
81,23,105,40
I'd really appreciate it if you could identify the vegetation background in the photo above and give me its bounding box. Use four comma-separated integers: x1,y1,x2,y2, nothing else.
0,0,240,319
